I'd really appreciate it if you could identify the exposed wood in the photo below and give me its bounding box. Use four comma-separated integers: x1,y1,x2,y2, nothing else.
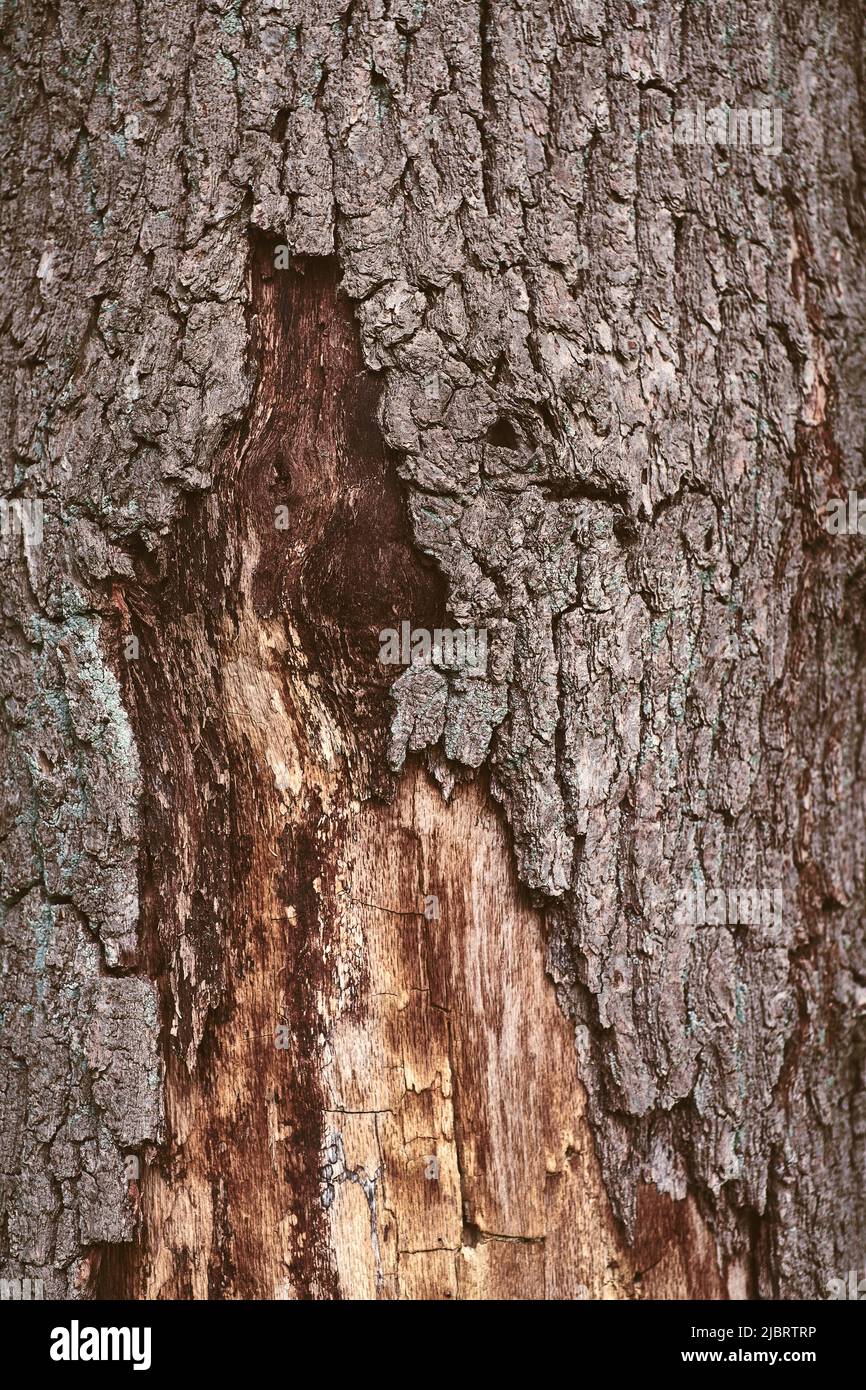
325,765,731,1300
97,244,718,1299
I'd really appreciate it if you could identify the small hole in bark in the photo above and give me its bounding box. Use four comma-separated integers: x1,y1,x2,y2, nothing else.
535,398,561,442
370,69,391,116
573,833,587,873
486,416,520,450
614,514,638,546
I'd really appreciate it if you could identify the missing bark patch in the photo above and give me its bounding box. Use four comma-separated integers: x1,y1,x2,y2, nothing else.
100,239,445,1298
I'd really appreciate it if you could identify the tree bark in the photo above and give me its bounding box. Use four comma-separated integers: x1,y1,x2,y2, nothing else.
2,0,865,1301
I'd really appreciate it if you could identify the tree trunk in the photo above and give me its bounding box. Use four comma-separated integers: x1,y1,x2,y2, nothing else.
2,0,865,1302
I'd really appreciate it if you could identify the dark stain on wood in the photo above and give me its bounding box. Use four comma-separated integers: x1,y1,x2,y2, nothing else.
97,237,445,1298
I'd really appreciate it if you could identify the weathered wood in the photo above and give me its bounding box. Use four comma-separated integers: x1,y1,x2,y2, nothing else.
2,0,866,1300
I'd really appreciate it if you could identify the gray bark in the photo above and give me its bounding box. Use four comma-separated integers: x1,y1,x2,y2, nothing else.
2,0,865,1299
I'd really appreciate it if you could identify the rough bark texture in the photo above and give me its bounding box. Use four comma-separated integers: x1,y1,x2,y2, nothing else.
2,0,866,1300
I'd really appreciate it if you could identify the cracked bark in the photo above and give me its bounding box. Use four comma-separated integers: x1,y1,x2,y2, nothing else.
2,0,866,1300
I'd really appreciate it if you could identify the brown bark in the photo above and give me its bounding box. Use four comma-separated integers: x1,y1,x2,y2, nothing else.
2,0,866,1301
